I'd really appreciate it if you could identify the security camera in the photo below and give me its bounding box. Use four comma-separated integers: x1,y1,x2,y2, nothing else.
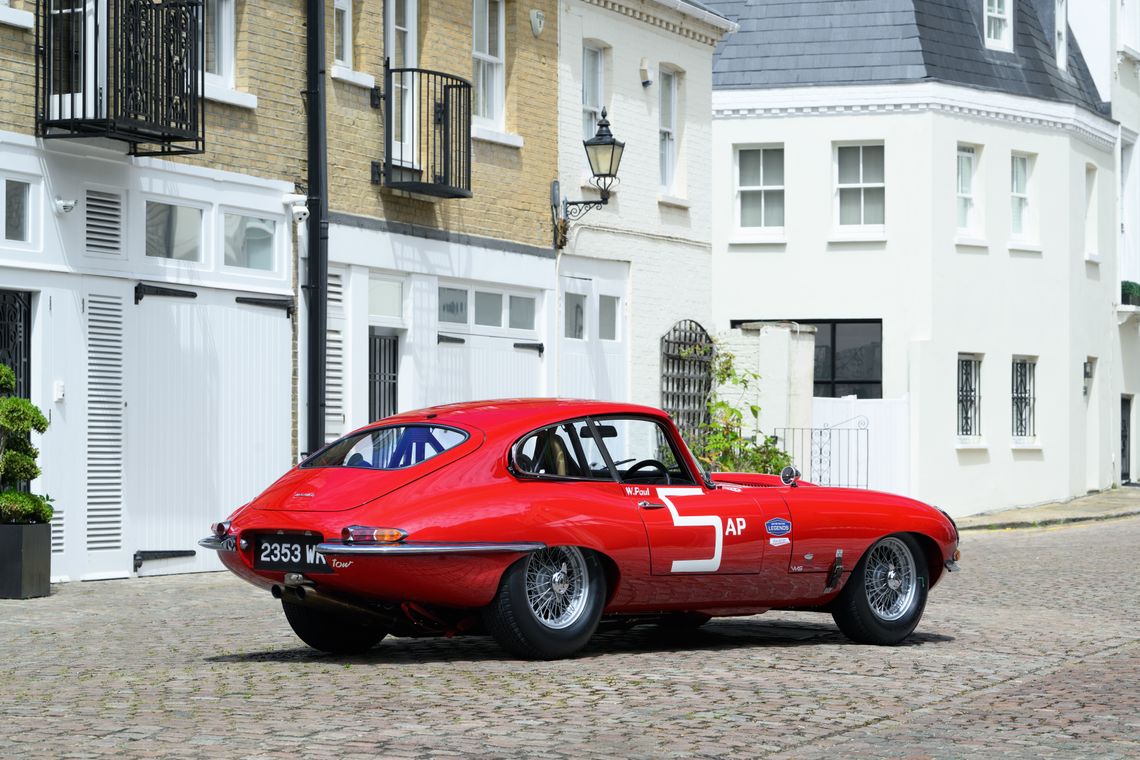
291,204,310,224
54,197,77,214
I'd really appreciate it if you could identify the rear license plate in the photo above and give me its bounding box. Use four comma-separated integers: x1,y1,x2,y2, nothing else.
254,535,332,573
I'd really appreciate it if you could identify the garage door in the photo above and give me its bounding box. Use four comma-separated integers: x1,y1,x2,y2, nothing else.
127,288,293,576
429,333,542,406
558,256,628,401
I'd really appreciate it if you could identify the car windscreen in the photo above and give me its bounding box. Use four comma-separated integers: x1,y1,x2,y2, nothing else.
302,425,468,470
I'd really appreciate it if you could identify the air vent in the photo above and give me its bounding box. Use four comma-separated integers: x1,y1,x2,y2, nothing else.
85,191,123,256
86,294,125,551
51,509,64,553
325,328,345,443
327,269,345,313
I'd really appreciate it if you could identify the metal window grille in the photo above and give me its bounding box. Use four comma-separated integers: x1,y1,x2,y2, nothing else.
660,320,713,444
0,290,31,399
958,355,981,437
369,331,399,422
1011,359,1035,437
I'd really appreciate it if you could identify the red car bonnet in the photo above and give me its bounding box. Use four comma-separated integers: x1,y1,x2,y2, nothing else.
251,427,485,512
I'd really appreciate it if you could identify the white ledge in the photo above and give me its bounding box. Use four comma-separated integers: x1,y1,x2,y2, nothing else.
331,65,376,90
205,82,258,110
1011,442,1042,451
954,236,989,249
0,5,33,29
729,232,786,246
472,125,524,149
658,194,691,209
1086,253,1101,264
955,439,987,451
828,230,887,244
1007,241,1043,254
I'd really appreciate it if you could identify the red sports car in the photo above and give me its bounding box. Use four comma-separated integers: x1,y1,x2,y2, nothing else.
202,399,959,659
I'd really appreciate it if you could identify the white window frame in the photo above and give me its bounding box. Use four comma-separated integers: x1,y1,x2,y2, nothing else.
368,273,408,328
1125,0,1140,54
582,44,605,141
735,145,785,232
834,143,886,231
218,207,280,276
0,174,39,251
984,0,1013,52
957,353,983,442
140,196,208,269
956,144,979,234
1055,0,1067,70
1011,355,1037,443
203,0,235,89
472,0,505,130
1010,152,1036,243
1086,163,1100,261
437,282,539,338
333,0,352,69
659,67,678,193
386,0,418,162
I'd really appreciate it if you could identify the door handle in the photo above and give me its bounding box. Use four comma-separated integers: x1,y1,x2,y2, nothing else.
638,501,666,510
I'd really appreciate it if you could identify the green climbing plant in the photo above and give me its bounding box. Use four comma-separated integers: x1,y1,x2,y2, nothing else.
0,363,52,524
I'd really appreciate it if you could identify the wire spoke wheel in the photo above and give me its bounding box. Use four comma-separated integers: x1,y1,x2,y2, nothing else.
863,536,918,622
524,546,590,630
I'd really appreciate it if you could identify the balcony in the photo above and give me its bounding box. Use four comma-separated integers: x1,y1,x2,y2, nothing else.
35,0,205,156
377,67,472,199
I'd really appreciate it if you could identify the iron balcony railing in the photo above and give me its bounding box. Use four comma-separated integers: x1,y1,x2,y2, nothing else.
380,67,472,199
35,0,205,156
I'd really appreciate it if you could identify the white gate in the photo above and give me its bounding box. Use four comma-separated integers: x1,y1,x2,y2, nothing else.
557,256,628,401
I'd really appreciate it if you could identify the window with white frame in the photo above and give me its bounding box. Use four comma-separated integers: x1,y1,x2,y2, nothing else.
387,0,418,158
333,0,352,68
836,144,885,227
565,293,586,339
737,147,784,229
3,178,32,244
958,354,982,438
145,201,202,262
1055,0,1067,70
1011,357,1036,439
956,145,978,232
659,68,678,192
582,45,604,140
1126,0,1140,51
203,0,235,87
439,285,537,332
472,0,504,126
599,295,619,341
984,0,1013,51
1085,164,1099,258
1010,152,1034,239
223,213,276,271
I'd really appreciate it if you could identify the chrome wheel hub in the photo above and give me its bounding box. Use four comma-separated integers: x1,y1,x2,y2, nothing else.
525,547,589,630
864,537,918,622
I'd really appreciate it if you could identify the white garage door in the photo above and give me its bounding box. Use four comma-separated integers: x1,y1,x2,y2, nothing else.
428,332,543,406
127,288,293,577
558,256,628,401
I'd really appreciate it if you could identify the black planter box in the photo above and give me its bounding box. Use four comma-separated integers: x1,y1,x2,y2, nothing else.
0,523,51,599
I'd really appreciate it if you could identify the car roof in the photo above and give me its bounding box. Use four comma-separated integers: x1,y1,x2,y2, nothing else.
374,398,672,435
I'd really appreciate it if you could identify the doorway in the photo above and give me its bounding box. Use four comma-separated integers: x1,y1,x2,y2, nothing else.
1123,397,1132,484
369,329,399,422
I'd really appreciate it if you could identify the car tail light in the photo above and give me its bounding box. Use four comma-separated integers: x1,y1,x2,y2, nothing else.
342,526,407,544
211,521,232,538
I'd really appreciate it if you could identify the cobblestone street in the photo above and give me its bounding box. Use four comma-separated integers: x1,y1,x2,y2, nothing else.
2,517,1138,759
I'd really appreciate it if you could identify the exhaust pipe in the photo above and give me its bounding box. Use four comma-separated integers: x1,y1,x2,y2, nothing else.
271,581,396,626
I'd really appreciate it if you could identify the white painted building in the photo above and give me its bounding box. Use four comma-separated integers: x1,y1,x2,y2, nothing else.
706,0,1120,516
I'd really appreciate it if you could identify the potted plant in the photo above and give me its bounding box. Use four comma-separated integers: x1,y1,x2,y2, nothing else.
1122,281,1140,307
0,363,51,599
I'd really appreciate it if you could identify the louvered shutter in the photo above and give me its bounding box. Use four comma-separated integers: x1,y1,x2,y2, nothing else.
85,191,123,257
325,269,346,442
86,295,125,551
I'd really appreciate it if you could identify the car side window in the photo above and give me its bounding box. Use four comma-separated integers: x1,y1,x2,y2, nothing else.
597,417,695,485
513,420,610,480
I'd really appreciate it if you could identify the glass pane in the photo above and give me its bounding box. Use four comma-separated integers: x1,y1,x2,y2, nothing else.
488,0,501,57
957,197,971,229
565,293,586,339
473,0,487,54
145,202,202,261
583,47,600,106
660,72,674,126
1012,197,1026,235
509,295,535,330
583,109,597,141
862,145,885,183
814,382,834,398
863,187,885,224
738,150,762,186
438,287,468,323
333,8,347,62
839,188,862,225
472,60,486,119
5,180,29,242
369,278,402,318
204,0,218,75
764,190,785,227
1012,155,1028,193
394,27,406,68
834,322,882,381
660,132,673,188
223,214,275,270
814,325,833,381
599,295,618,341
837,146,860,184
474,291,502,326
957,155,972,195
305,426,467,469
601,419,684,482
762,148,784,186
395,0,406,28
740,190,764,227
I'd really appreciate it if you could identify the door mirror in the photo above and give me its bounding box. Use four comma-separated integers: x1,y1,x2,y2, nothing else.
779,465,801,487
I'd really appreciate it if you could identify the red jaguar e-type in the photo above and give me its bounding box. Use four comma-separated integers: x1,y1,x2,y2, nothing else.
202,399,959,659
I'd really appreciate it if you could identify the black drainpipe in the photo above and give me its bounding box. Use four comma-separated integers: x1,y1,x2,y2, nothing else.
305,0,329,454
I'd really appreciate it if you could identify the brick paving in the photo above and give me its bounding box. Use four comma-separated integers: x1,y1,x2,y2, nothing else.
2,517,1138,759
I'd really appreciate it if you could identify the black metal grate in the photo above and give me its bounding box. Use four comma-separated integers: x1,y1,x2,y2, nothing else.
958,355,981,437
36,0,205,156
369,330,399,422
382,66,472,198
660,320,713,443
1011,358,1035,438
0,290,32,400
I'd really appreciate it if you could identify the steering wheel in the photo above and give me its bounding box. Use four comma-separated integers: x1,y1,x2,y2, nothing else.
625,459,672,484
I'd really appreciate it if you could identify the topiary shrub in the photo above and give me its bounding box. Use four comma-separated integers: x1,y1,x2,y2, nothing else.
1122,281,1140,306
0,363,52,524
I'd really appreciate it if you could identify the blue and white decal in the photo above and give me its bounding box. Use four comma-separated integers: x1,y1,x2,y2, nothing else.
765,518,792,536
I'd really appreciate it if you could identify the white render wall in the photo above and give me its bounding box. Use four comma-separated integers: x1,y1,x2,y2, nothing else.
711,83,1118,516
557,0,726,406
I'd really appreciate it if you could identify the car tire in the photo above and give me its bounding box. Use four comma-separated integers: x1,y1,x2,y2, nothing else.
281,600,387,654
483,546,605,660
831,534,929,646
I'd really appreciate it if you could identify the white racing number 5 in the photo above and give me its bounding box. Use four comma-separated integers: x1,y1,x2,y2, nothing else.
656,487,723,573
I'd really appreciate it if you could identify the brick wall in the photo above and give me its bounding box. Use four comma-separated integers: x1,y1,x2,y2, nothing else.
0,1,36,137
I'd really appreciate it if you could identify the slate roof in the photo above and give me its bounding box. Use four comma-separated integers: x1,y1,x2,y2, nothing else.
706,0,1106,115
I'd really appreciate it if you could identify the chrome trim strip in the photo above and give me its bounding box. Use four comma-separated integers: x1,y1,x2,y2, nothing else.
198,536,236,552
316,541,546,556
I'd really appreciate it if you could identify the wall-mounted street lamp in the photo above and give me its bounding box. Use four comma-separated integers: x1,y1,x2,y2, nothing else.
550,108,625,249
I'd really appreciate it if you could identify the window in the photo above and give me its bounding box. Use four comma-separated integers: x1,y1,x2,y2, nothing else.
599,295,619,341
1012,357,1036,439
145,202,202,261
438,287,468,324
956,145,977,232
737,147,784,228
583,45,604,140
439,285,536,331
985,0,1013,51
4,179,30,243
387,0,418,157
1055,0,1067,70
810,321,883,399
565,293,586,339
1010,153,1033,239
474,291,502,326
836,144,885,227
1085,164,1099,259
599,417,694,485
472,0,504,126
659,68,677,191
305,425,467,469
509,295,535,330
368,277,403,320
513,419,610,480
958,354,982,438
203,0,234,86
223,214,275,271
333,0,352,68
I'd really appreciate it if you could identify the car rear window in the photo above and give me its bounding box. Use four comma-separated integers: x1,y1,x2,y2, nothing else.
303,425,468,470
